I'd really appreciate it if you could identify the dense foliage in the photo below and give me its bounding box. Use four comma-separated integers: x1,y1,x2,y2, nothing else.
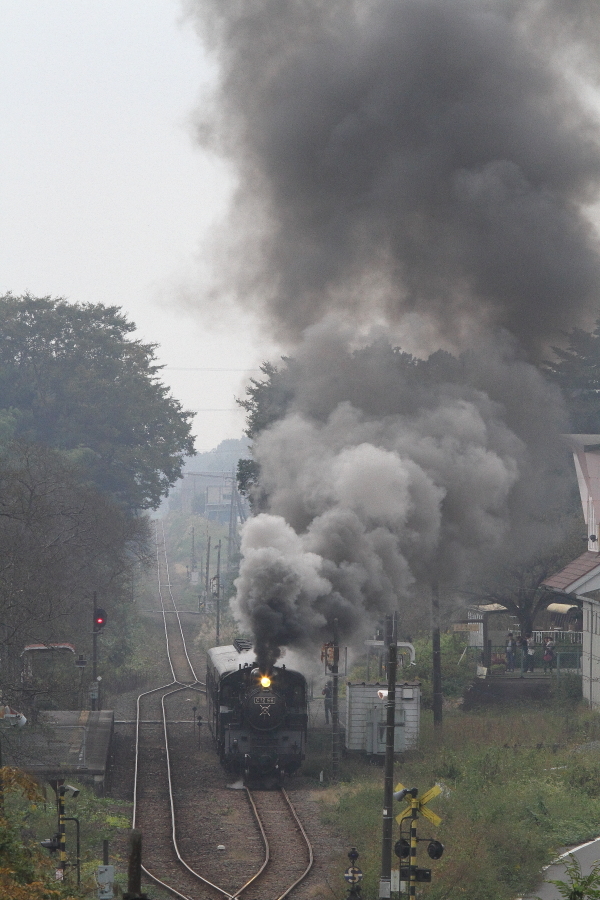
0,294,195,510
0,441,148,713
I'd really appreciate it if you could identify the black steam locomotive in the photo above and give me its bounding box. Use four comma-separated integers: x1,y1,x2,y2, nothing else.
206,639,308,780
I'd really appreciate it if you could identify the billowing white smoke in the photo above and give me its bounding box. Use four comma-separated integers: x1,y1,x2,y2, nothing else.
233,327,569,669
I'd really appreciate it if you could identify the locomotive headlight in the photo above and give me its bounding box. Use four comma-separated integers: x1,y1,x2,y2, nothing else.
260,675,271,688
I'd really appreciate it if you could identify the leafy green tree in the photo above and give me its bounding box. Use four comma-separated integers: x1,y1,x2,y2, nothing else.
544,317,600,433
0,294,195,510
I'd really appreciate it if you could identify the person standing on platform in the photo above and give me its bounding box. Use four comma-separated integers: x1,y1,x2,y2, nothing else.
526,634,536,672
543,638,555,674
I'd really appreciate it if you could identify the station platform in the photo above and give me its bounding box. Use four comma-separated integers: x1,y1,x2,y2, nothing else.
3,709,114,792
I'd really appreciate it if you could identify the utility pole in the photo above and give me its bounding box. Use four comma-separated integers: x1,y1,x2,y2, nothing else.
332,617,340,783
215,539,222,646
92,592,98,713
205,535,211,600
432,584,443,729
227,474,237,581
380,612,398,899
191,526,196,573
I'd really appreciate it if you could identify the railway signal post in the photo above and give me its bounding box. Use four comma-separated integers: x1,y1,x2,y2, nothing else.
92,593,107,712
394,784,443,897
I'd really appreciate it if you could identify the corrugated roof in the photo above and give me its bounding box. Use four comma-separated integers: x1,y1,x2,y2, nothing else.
542,551,600,591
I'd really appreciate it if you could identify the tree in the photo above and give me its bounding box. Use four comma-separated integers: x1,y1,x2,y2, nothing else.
543,316,600,433
0,294,195,510
0,441,148,712
467,513,585,634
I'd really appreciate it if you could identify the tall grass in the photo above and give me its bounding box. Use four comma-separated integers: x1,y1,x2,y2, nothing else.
316,704,600,900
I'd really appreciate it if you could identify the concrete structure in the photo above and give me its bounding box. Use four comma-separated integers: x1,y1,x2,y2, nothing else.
4,709,114,793
345,682,420,755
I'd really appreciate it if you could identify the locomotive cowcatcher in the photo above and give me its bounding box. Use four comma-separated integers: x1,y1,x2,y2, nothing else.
206,639,308,780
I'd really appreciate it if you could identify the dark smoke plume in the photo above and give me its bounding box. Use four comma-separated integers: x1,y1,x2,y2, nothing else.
233,330,569,670
185,0,600,668
188,0,600,357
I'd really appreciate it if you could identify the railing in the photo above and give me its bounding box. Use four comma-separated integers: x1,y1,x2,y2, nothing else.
532,631,582,644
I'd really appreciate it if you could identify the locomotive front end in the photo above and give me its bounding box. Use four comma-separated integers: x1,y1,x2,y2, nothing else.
244,673,286,731
207,645,308,782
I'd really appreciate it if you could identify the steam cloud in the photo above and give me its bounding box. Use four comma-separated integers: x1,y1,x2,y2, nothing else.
233,330,569,669
185,0,600,667
189,0,600,356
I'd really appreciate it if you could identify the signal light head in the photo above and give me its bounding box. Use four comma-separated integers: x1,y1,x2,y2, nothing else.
394,838,410,859
93,608,107,631
260,675,271,688
427,840,444,860
40,835,60,854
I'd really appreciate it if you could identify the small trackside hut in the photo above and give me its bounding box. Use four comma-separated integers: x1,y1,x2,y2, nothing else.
206,640,308,780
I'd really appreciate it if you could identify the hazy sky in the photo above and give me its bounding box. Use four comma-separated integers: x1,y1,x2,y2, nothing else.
0,1,274,451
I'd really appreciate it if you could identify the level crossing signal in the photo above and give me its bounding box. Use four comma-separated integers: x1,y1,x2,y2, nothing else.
93,608,107,632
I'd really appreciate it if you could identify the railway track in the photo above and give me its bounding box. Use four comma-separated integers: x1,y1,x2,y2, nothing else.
130,522,314,900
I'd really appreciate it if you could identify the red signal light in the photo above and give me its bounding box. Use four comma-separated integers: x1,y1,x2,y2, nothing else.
93,608,107,631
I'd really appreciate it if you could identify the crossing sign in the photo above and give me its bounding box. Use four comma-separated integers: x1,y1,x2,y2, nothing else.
344,866,363,884
395,783,442,826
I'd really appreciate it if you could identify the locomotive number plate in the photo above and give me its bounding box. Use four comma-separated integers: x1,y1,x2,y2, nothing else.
254,696,276,704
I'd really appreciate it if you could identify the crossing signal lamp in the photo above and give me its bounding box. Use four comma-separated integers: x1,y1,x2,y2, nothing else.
427,840,444,860
394,838,410,859
93,609,107,633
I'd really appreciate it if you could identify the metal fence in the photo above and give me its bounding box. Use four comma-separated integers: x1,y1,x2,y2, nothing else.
486,643,582,674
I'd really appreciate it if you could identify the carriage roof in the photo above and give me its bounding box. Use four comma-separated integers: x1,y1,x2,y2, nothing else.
207,644,257,678
207,644,306,682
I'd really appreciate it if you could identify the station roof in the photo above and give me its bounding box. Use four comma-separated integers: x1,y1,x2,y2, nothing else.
542,550,600,595
21,643,75,655
5,710,113,780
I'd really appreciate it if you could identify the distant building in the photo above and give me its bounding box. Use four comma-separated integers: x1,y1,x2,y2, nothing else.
205,483,233,523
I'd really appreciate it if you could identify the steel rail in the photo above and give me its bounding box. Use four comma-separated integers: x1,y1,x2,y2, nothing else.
230,787,314,900
160,686,234,899
135,523,313,900
229,788,270,900
131,523,213,899
277,787,315,900
156,521,201,684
